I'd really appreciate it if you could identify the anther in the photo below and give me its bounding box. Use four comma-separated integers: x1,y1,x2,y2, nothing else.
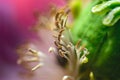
32,63,44,71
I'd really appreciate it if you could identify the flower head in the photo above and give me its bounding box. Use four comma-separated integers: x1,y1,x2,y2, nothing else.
49,8,93,80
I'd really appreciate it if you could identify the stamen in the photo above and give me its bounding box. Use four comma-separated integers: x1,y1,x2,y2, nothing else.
17,47,44,71
79,48,89,64
31,63,44,71
58,29,65,41
75,39,82,48
53,8,90,80
55,21,61,29
89,72,95,80
63,76,74,80
55,11,64,21
23,57,39,62
48,47,56,53
54,9,70,59
28,48,37,54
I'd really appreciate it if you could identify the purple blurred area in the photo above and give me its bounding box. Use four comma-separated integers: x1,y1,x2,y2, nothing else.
0,0,65,64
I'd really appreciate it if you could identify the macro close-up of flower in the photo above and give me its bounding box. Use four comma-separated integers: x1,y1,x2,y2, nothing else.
0,0,66,80
1,0,120,80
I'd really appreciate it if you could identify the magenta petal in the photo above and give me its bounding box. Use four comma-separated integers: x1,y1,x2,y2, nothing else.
0,0,65,64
